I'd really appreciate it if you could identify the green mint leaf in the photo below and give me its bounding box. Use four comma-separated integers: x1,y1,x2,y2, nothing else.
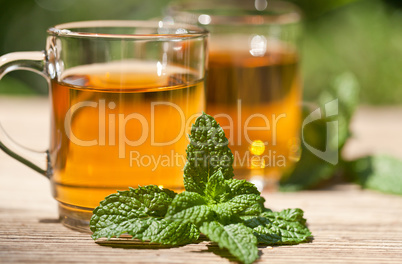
225,178,261,196
165,191,214,227
225,178,265,215
204,170,230,202
241,216,281,244
242,216,311,245
200,221,259,264
184,113,234,195
243,208,311,245
261,208,307,225
215,194,264,218
93,217,199,246
213,179,264,220
90,185,199,245
140,219,199,245
346,154,402,195
280,72,360,191
167,173,264,226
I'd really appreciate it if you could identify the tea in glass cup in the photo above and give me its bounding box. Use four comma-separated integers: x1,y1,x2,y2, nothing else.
167,0,302,189
0,20,208,231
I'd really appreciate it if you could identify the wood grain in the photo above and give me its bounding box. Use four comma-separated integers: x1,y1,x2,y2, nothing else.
1,97,402,264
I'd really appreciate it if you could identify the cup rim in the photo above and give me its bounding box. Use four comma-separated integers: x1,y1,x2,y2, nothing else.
47,20,209,39
166,0,302,25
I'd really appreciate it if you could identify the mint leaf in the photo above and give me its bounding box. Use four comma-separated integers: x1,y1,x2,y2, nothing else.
141,219,199,245
242,215,311,245
165,191,214,227
204,170,230,202
184,113,234,195
167,172,264,227
167,174,264,231
224,178,265,216
242,208,311,245
200,221,259,264
241,216,281,244
213,178,264,219
225,178,261,196
346,154,402,195
214,194,264,220
90,185,199,245
261,208,307,225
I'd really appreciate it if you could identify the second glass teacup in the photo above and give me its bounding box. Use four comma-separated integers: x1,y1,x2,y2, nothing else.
167,0,303,189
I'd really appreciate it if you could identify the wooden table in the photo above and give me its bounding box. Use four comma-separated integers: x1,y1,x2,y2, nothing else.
1,97,402,263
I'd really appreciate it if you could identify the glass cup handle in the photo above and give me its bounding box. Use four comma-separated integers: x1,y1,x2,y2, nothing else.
0,51,51,177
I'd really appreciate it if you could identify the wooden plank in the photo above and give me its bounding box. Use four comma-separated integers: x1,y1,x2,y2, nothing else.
1,97,402,263
1,181,402,264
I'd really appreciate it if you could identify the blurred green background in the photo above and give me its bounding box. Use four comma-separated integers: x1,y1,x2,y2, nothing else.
0,0,401,104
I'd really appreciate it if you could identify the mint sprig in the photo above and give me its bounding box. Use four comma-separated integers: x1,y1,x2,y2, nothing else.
90,113,312,264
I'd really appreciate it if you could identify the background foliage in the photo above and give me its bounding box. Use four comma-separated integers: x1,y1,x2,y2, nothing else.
0,0,401,104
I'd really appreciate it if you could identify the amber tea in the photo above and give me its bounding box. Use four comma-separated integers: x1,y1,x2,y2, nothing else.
207,45,301,180
50,62,204,211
